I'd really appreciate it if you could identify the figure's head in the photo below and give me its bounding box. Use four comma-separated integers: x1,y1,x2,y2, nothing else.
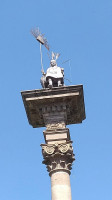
50,59,57,67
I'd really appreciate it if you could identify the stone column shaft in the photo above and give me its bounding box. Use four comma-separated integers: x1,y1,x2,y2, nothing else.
51,171,72,200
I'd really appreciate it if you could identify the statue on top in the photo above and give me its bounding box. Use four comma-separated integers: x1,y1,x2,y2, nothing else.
40,52,64,89
31,28,64,89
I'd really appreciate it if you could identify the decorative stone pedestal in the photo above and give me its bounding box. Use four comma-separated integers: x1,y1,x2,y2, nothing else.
21,85,86,200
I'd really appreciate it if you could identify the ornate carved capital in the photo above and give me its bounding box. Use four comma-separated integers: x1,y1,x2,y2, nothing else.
41,142,75,176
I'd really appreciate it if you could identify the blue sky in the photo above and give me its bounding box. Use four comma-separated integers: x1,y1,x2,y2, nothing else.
0,0,112,199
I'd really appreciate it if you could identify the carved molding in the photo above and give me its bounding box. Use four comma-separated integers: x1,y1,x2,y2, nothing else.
42,104,67,114
43,128,70,144
45,122,66,129
43,110,67,130
41,142,75,176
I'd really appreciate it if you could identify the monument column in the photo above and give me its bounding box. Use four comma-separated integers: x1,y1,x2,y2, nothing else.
21,28,86,200
21,85,85,200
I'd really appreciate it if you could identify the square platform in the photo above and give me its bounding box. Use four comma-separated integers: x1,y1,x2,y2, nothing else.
21,85,86,128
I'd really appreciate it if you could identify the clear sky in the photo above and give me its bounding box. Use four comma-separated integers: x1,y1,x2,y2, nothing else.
0,0,112,199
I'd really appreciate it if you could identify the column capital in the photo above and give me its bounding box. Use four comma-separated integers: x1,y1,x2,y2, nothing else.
41,141,75,176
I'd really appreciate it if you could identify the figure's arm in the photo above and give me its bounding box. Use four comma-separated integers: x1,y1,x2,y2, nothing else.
41,69,46,76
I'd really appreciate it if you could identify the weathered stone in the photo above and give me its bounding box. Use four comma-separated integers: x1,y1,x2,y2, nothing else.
43,128,70,144
51,171,72,200
41,141,75,176
21,84,86,200
21,85,86,128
